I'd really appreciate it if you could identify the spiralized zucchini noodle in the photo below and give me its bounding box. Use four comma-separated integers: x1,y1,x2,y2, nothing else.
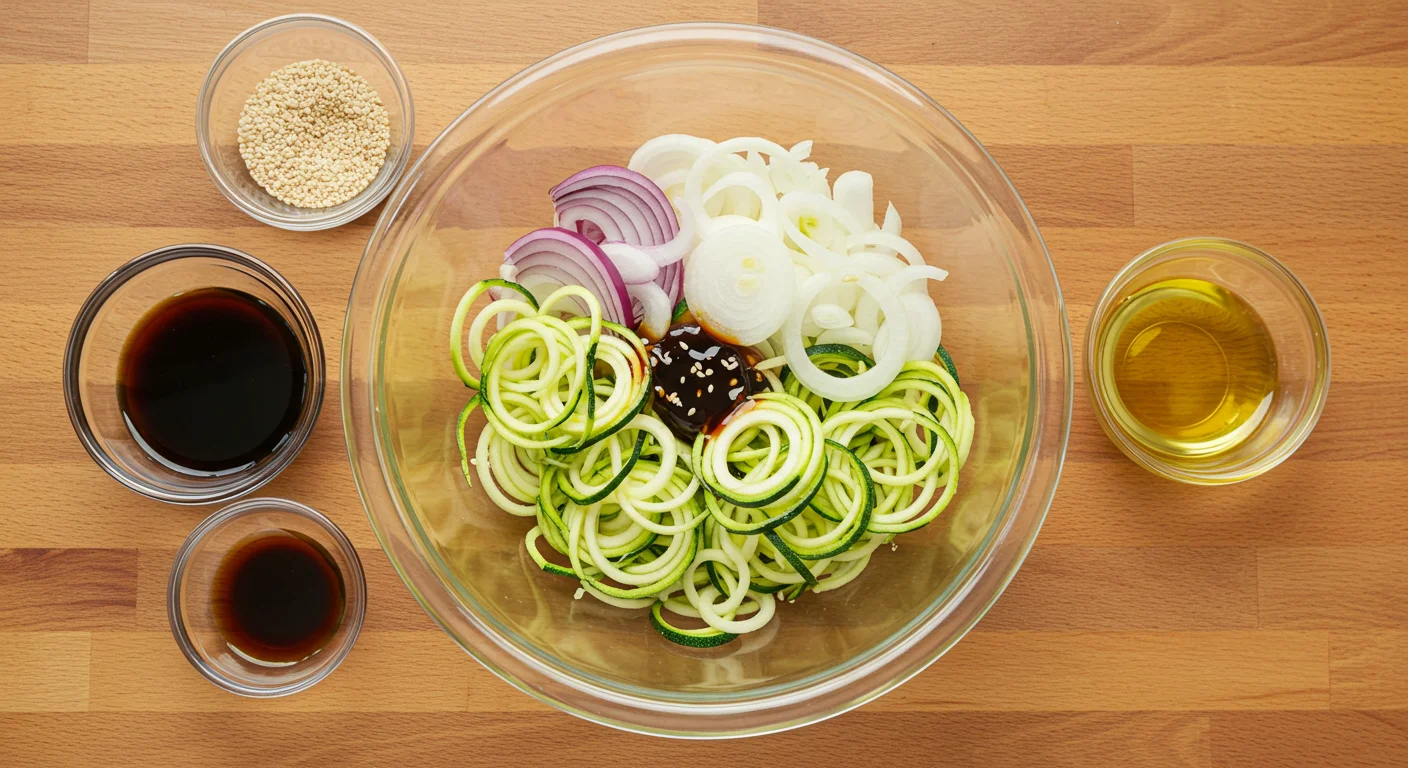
451,278,974,647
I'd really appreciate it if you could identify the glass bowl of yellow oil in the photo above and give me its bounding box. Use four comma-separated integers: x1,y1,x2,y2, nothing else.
1086,237,1330,484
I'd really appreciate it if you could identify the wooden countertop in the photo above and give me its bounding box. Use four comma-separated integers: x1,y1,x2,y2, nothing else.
3,1,1405,765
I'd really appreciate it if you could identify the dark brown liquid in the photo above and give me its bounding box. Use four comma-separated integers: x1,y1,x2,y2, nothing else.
118,287,306,475
212,532,345,664
647,323,765,441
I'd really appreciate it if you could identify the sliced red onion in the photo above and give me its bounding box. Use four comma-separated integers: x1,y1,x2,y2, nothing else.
549,165,685,315
503,227,634,327
551,165,677,246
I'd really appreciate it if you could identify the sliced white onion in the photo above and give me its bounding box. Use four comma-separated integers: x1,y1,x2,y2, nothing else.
885,264,949,293
854,291,880,334
783,271,908,402
847,230,925,267
685,221,795,345
832,170,876,231
815,326,875,349
779,191,864,271
811,302,855,330
631,281,673,342
900,291,942,358
628,134,715,185
701,171,779,234
599,242,660,284
881,202,902,235
684,137,791,230
847,251,909,280
874,294,941,362
871,319,896,361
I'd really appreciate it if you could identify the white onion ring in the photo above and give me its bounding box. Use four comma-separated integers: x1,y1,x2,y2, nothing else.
783,271,908,402
628,134,715,186
684,221,794,346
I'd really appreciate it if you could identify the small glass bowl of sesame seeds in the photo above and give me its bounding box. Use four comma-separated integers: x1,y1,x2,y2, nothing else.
197,14,414,231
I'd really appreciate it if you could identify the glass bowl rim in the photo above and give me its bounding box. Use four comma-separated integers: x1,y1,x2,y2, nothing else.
166,496,368,697
62,243,326,505
1083,235,1332,485
195,12,416,232
342,21,1072,736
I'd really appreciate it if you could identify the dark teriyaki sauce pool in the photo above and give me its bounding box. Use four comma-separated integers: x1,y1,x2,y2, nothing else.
647,323,766,442
212,531,345,664
117,287,306,475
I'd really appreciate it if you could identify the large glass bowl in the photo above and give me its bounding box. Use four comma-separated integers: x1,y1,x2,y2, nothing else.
343,23,1071,737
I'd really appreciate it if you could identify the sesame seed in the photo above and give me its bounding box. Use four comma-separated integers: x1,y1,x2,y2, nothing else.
707,384,714,393
680,342,690,349
680,376,686,383
729,378,738,386
238,59,391,208
705,368,714,376
687,407,697,416
696,389,703,397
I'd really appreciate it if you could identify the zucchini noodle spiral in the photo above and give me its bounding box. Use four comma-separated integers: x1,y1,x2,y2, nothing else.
451,278,975,647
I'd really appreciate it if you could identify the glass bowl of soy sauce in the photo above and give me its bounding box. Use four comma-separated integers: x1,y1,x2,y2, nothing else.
168,497,366,696
64,244,324,504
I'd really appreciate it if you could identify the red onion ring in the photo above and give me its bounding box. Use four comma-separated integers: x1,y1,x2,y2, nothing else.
503,227,634,327
550,165,684,308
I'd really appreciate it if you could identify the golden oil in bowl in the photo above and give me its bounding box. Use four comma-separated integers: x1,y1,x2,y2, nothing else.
1096,277,1276,459
1086,237,1330,485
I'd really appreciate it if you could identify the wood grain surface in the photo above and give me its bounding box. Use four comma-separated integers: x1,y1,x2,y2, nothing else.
2,1,1406,765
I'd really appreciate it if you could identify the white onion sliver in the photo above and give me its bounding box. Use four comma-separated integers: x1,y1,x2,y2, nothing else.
899,291,942,359
701,171,779,233
684,222,794,346
853,291,880,334
881,202,902,235
599,242,660,285
810,302,854,330
832,170,876,231
783,271,908,402
847,251,908,279
631,281,673,342
779,191,864,270
885,264,950,292
816,326,875,349
847,230,925,267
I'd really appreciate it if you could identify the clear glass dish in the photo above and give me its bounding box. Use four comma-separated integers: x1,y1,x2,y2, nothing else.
197,14,415,231
343,23,1071,736
168,497,366,696
1086,237,1331,484
64,244,324,505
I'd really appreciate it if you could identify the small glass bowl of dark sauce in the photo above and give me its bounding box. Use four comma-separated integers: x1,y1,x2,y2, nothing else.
168,497,366,696
64,244,324,504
